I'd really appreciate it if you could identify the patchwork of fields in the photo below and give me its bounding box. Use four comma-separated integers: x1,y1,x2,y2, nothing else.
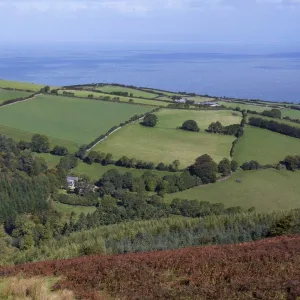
0,94,152,151
234,125,300,165
0,79,47,91
0,89,33,103
164,169,300,212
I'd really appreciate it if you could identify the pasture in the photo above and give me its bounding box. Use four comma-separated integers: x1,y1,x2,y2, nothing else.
0,89,33,104
247,113,300,128
233,125,300,165
0,79,47,91
73,161,180,181
59,89,168,107
186,96,215,102
53,202,97,216
218,101,275,113
164,169,300,212
155,109,241,130
282,108,300,119
95,124,235,167
0,95,152,151
96,85,159,99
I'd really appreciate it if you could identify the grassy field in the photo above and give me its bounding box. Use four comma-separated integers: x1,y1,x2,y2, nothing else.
53,201,97,216
59,89,169,107
0,89,33,104
0,95,152,151
142,88,183,97
282,108,300,119
164,169,300,212
234,125,300,165
73,161,180,181
36,153,61,168
155,109,241,130
96,85,160,99
0,79,48,91
247,113,300,128
95,123,235,167
186,96,215,102
218,101,275,113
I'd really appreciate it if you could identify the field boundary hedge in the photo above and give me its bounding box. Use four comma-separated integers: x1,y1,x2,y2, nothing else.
0,92,39,107
230,111,247,158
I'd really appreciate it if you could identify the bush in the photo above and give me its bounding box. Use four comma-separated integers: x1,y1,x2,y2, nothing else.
218,158,231,176
262,109,282,119
180,120,200,132
241,160,261,171
51,145,68,156
141,114,158,127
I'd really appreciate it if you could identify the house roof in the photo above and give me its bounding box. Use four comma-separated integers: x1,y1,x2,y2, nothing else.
67,176,79,181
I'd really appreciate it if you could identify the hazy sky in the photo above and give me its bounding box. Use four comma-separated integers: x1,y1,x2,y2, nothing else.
0,0,299,45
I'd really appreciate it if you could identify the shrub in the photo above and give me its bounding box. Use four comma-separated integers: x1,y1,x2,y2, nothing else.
141,114,158,127
180,120,200,132
241,160,261,171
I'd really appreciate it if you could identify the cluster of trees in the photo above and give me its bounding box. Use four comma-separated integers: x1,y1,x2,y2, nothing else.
109,91,134,97
230,111,247,157
96,169,202,197
180,120,200,132
5,209,300,266
240,160,261,171
249,117,300,139
207,121,243,137
141,114,158,127
261,109,282,119
56,193,98,207
283,155,300,171
62,91,75,97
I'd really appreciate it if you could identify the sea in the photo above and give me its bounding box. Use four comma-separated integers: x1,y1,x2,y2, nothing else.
0,42,300,103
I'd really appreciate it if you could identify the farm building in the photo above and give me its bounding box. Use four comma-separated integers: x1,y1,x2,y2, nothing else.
67,176,79,190
175,98,187,103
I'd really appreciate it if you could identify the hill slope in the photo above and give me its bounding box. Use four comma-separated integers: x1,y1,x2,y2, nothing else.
1,235,300,300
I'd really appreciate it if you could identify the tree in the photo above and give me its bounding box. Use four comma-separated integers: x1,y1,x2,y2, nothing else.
188,154,217,184
18,140,31,150
75,145,87,160
85,151,100,164
58,154,78,170
207,121,223,133
172,160,180,170
218,158,231,176
241,160,261,171
231,160,239,172
180,120,200,132
141,114,158,127
103,153,113,165
51,145,68,156
31,134,50,153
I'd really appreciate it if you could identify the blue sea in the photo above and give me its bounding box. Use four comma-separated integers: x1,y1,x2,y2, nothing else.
0,42,300,102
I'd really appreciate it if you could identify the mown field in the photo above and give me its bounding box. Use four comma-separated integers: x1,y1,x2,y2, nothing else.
218,101,276,112
164,169,300,212
59,89,169,107
282,108,300,119
155,109,241,130
73,161,180,181
0,88,33,104
53,202,97,216
233,125,300,165
95,85,160,99
0,95,152,151
0,79,48,91
95,123,235,167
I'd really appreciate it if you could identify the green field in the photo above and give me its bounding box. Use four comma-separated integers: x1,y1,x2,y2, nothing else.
282,108,300,119
73,161,180,181
96,85,159,99
0,79,48,91
59,89,168,107
164,169,300,212
155,109,241,130
218,101,276,113
186,96,215,102
0,89,33,103
36,153,61,168
247,113,300,128
53,201,97,216
234,125,300,165
142,88,183,97
95,123,235,167
0,95,152,151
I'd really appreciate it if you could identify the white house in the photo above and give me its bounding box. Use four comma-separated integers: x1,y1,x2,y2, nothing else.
67,176,79,190
175,98,187,104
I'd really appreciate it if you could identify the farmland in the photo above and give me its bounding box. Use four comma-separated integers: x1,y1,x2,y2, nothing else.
0,88,33,104
233,125,300,165
0,94,152,151
164,168,300,212
218,101,275,112
59,89,169,106
0,79,48,91
155,109,241,130
95,123,235,167
95,85,160,99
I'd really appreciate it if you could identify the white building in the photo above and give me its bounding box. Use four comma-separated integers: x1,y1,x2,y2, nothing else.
67,176,79,190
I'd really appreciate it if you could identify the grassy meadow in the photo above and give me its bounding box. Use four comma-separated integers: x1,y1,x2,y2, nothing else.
53,201,97,216
96,85,160,99
0,94,152,151
95,123,235,167
0,79,48,91
247,113,300,128
218,101,275,113
59,89,168,107
234,125,300,165
155,109,241,130
164,169,300,212
282,108,300,119
0,89,33,103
